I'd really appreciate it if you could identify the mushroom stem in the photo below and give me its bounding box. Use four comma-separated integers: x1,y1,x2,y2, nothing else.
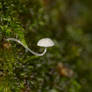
27,47,47,56
6,38,47,56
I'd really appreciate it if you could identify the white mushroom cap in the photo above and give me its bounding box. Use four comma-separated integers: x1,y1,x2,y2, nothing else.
37,38,54,47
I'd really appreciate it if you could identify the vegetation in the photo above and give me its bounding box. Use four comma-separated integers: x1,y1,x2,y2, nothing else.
0,0,92,92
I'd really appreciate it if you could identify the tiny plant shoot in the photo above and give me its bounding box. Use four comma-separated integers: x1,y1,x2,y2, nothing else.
6,38,54,56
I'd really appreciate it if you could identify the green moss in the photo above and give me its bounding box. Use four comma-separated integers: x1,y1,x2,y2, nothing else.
0,0,92,92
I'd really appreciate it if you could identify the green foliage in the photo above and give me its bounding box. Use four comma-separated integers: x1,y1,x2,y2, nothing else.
0,0,92,92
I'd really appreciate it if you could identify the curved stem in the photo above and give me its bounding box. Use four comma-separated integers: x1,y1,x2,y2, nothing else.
6,38,47,56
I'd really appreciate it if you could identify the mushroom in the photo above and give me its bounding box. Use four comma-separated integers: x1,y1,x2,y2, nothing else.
6,38,54,56
37,38,54,47
37,38,54,56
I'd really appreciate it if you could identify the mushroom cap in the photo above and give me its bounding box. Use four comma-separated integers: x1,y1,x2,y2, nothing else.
37,38,54,47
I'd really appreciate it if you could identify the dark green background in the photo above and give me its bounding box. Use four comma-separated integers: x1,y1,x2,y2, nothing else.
0,0,92,92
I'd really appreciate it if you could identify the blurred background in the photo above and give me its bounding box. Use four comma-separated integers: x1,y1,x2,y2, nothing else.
0,0,92,92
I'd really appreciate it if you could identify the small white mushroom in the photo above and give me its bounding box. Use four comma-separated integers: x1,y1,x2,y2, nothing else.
37,38,54,47
6,38,54,56
36,38,54,56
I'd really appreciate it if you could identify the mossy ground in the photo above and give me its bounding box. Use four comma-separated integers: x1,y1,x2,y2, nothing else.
0,0,92,92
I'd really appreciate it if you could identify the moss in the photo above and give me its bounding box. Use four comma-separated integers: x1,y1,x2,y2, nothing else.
0,0,92,92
